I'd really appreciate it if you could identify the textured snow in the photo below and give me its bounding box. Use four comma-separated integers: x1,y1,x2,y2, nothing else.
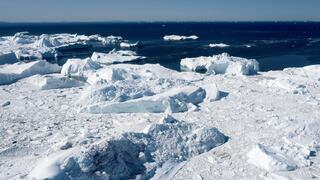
91,49,146,64
209,43,230,48
181,53,259,75
0,59,320,179
28,115,227,179
164,35,199,41
0,60,61,85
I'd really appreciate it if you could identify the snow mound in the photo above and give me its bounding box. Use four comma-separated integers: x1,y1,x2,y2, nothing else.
181,53,259,75
120,41,141,48
29,116,227,179
164,35,199,41
247,144,298,172
27,74,85,90
0,60,61,85
209,43,230,48
61,57,102,81
91,49,146,65
80,85,206,113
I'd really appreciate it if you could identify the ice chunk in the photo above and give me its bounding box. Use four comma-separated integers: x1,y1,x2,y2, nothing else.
91,49,146,65
164,35,199,41
0,60,61,85
0,51,19,65
61,57,102,81
80,86,206,113
209,43,230,48
247,144,298,172
86,67,135,84
27,74,85,90
181,53,259,75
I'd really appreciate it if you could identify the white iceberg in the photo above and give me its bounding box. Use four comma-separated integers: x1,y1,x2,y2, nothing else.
181,53,259,75
91,49,145,65
61,57,102,81
27,74,85,90
80,86,206,113
163,35,199,41
0,60,61,85
209,43,230,48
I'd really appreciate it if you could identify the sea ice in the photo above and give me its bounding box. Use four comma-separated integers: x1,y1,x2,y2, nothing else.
163,35,199,41
0,60,61,85
209,43,230,48
120,41,141,48
181,53,259,75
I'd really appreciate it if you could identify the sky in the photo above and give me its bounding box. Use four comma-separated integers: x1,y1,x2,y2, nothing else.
0,0,320,22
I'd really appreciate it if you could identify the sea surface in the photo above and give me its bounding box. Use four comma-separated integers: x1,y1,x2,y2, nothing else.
1,22,320,71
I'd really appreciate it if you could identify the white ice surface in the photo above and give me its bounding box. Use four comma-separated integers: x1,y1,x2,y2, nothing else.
91,49,146,65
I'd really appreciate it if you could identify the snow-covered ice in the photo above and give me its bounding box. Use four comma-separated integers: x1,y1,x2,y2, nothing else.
0,54,320,179
0,60,61,85
164,35,199,41
91,49,146,64
181,53,259,75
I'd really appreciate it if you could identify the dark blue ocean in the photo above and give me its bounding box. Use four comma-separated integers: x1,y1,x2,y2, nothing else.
1,22,320,71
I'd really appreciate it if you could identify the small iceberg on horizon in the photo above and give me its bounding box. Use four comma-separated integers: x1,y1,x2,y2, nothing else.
163,35,199,41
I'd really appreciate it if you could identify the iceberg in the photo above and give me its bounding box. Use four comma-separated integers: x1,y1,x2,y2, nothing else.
0,60,61,85
61,57,102,81
163,35,199,41
0,51,19,65
91,49,146,65
181,53,259,75
120,41,141,48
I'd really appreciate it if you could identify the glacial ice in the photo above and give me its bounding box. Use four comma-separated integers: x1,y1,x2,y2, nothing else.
120,41,141,48
0,51,19,65
163,35,199,41
29,115,227,179
27,74,85,90
181,53,259,75
91,49,146,65
0,60,61,85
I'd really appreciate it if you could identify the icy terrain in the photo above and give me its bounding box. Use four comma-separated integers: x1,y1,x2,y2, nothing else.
0,33,320,179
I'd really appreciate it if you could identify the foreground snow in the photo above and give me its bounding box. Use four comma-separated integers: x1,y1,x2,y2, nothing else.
0,59,320,179
181,53,259,75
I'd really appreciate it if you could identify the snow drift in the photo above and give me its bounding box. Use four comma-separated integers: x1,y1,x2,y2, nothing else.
0,60,61,85
181,53,259,75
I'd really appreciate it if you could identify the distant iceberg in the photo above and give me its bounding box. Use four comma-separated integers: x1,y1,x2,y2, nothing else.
181,53,259,75
163,35,199,41
91,49,146,65
120,41,141,48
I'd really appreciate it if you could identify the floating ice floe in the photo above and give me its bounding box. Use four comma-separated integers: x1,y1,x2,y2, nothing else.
91,49,146,65
209,43,230,48
120,41,141,48
27,74,85,90
61,57,102,81
29,115,227,179
181,53,259,75
0,60,61,85
163,35,199,41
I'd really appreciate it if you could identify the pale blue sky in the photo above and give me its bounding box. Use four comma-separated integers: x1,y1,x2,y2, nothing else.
0,0,319,22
